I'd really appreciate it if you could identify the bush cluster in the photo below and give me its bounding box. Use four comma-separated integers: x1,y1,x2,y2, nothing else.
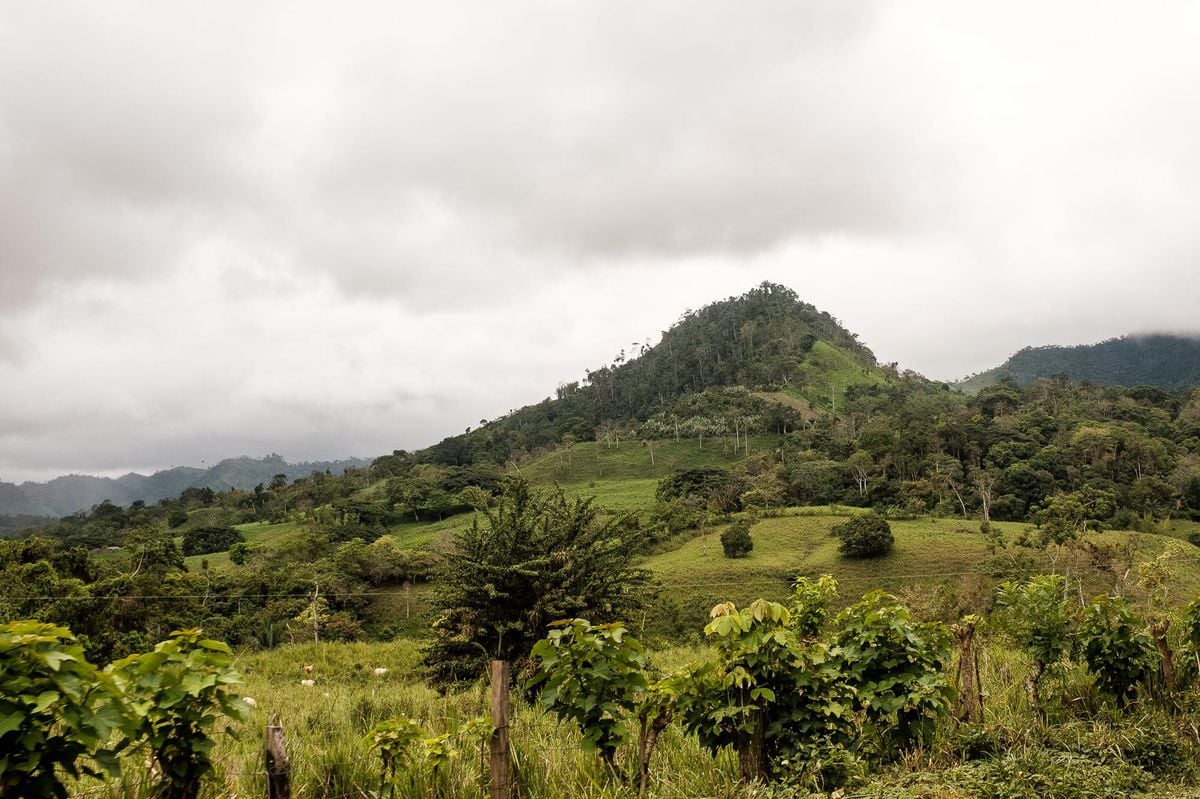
830,513,893,558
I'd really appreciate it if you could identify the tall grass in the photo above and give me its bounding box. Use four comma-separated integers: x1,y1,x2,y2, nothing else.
63,633,1200,799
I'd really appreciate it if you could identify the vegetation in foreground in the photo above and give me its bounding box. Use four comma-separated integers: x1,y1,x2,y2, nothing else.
13,565,1200,798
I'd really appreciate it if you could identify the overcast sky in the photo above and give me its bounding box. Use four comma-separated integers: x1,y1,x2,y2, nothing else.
2,2,1199,482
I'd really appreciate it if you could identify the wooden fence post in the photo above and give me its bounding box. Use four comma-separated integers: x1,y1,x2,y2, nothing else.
489,660,513,799
265,721,291,799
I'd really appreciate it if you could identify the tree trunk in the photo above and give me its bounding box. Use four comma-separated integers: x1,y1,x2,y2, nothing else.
1150,620,1178,697
637,708,671,799
953,619,984,724
735,707,768,783
1025,660,1045,712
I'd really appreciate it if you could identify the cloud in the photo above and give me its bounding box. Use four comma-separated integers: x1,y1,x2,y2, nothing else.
2,1,1200,480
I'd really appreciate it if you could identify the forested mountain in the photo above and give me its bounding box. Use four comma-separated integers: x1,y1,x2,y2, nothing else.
958,333,1200,393
418,281,895,466
0,454,372,518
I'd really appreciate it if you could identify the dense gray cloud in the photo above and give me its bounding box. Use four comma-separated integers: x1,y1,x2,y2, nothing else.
2,1,1200,481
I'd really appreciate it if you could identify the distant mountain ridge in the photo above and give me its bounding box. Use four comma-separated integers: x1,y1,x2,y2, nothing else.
957,333,1200,393
0,454,372,518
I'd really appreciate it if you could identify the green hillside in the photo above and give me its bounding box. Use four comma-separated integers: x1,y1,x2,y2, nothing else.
418,282,891,467
959,333,1200,393
644,515,1200,625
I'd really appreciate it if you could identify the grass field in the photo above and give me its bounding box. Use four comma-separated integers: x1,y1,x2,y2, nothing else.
637,514,1200,639
786,340,890,413
183,520,306,571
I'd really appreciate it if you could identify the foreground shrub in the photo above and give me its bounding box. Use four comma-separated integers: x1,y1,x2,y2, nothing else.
423,478,651,686
668,576,947,786
993,575,1075,710
1078,595,1155,706
0,621,129,799
111,628,249,799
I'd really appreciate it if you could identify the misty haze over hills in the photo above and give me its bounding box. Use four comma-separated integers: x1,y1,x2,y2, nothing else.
0,454,371,518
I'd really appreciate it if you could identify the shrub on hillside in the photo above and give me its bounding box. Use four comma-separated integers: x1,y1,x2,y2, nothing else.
830,513,893,558
181,526,244,557
720,522,753,558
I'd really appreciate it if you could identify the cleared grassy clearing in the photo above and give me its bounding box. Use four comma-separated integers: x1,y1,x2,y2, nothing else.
183,520,306,570
786,340,889,412
644,516,1200,621
385,512,478,549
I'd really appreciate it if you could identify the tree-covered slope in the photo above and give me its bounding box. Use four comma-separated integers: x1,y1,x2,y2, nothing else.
959,333,1200,393
420,281,892,466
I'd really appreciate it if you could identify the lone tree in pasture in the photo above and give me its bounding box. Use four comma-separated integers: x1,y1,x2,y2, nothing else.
423,478,652,685
830,513,893,558
720,521,753,558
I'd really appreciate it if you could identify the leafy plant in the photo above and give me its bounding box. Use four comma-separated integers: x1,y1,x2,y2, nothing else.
180,525,244,557
423,478,651,685
110,628,249,799
832,590,951,753
672,590,855,784
365,714,490,799
531,619,650,764
531,618,673,796
993,575,1076,710
365,715,425,799
1078,595,1155,706
0,621,129,799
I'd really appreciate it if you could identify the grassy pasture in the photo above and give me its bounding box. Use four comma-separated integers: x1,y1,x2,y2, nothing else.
641,515,1200,637
183,520,306,571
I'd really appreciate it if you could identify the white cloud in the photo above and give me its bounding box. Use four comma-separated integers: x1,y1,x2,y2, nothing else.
2,0,1200,480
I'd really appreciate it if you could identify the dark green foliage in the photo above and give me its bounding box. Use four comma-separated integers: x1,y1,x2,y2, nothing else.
417,282,876,467
1078,595,1156,705
994,575,1075,707
0,621,129,799
832,590,951,752
228,541,250,565
531,619,654,764
111,628,249,799
180,525,243,557
656,467,743,511
670,578,949,784
670,594,856,783
720,521,753,558
962,333,1200,391
422,479,651,685
830,513,893,558
166,508,189,529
